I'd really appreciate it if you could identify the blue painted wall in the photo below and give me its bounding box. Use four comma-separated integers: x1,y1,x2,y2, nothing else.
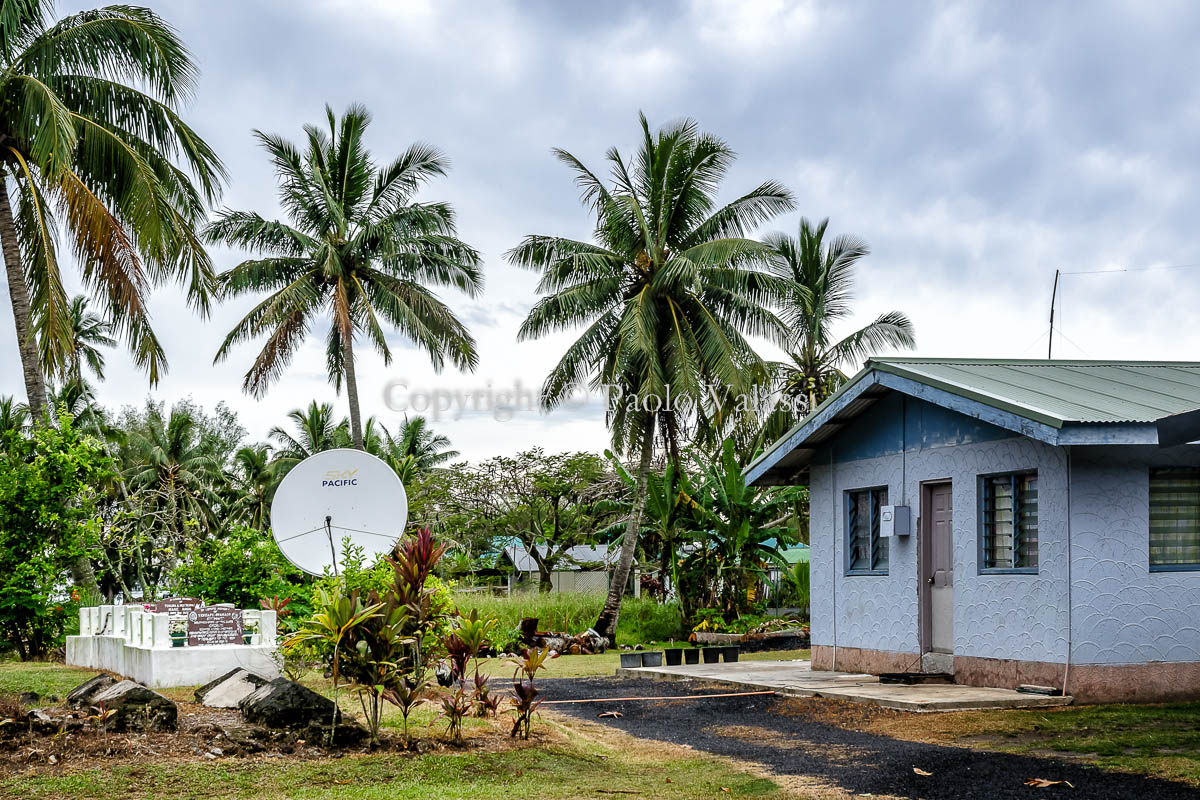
821,393,1015,465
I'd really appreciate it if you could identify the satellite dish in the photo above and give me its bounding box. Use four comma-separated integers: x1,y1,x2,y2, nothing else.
270,448,408,576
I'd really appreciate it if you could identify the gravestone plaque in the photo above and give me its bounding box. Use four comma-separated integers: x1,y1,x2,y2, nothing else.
152,597,203,615
187,606,244,646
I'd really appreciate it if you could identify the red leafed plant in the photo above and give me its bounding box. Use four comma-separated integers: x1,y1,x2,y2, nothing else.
259,595,292,617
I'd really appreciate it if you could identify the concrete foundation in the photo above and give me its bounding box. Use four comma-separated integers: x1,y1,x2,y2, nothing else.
619,658,1073,712
811,645,1200,704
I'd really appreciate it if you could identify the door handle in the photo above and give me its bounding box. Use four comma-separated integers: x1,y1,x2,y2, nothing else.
927,577,935,585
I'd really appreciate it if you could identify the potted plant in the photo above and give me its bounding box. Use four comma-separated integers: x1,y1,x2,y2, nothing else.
169,617,187,647
243,617,259,646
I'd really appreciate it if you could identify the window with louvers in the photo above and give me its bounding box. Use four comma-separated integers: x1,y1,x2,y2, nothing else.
846,487,889,574
1149,467,1200,569
981,472,1038,571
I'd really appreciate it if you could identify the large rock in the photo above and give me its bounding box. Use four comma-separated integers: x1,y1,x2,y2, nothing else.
66,674,116,708
195,669,270,709
238,678,341,729
90,680,177,731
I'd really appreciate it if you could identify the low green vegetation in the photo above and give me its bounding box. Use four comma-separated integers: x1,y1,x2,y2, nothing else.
454,592,684,645
972,703,1200,786
3,742,786,800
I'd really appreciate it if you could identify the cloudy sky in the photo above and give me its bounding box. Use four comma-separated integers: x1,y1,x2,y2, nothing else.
4,0,1200,460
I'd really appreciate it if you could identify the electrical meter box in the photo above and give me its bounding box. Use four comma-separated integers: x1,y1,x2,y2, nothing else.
880,505,911,537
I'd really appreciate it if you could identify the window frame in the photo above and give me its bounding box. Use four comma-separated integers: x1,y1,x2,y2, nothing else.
844,486,889,576
977,470,1039,575
1148,466,1200,573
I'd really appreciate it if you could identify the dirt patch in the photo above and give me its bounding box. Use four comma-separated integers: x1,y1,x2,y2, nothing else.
1,696,549,779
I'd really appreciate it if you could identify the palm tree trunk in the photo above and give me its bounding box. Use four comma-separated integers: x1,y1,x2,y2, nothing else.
0,179,48,418
342,330,364,450
594,424,655,643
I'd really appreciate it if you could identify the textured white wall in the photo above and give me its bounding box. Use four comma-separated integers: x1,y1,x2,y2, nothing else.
1070,445,1200,665
811,415,1070,663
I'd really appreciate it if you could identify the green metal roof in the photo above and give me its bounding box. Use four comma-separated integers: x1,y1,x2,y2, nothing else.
871,358,1200,426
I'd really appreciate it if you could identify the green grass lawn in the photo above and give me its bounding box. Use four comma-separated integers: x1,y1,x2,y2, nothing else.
6,743,785,800
0,661,94,700
0,659,789,800
963,702,1200,786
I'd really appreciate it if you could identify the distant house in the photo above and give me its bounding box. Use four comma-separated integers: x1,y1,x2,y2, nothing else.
499,544,636,595
747,358,1200,703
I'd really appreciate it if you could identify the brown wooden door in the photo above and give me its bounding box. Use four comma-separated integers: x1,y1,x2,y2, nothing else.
922,482,954,654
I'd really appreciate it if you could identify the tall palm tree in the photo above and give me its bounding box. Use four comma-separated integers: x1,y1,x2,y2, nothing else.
509,113,795,640
207,104,482,450
61,295,115,383
0,1,225,417
766,218,915,416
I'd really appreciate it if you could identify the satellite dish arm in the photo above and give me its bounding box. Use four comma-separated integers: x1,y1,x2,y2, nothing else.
325,515,339,578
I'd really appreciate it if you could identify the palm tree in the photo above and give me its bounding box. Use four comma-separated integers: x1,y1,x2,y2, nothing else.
125,405,222,564
0,1,225,417
269,400,343,474
509,113,795,640
62,295,115,383
228,444,278,530
0,395,29,439
766,218,915,415
392,415,457,470
207,104,482,450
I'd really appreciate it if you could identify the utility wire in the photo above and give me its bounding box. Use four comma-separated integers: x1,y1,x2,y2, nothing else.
1061,261,1200,275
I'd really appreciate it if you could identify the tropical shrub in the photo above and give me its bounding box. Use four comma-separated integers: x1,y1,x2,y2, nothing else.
171,525,299,608
509,647,550,739
0,413,109,659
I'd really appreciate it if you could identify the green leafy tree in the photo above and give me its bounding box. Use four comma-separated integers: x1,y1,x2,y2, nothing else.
444,449,618,592
767,217,915,415
171,524,298,608
0,410,110,658
510,113,795,639
0,1,225,417
207,104,482,450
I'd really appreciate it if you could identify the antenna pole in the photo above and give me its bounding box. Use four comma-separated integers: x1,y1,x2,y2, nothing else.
1048,269,1060,359
325,515,339,578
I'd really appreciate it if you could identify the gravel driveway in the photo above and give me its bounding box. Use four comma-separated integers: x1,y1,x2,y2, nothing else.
543,677,1197,799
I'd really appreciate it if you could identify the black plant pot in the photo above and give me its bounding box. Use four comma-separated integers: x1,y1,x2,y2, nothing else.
684,648,700,664
641,651,663,667
702,647,721,664
722,646,740,663
619,652,642,669
665,648,683,666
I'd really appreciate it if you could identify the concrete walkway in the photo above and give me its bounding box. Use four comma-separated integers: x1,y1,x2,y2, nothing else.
616,659,1072,712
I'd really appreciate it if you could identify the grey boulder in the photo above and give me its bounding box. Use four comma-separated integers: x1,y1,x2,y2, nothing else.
195,669,270,709
89,680,177,731
66,674,116,708
238,678,340,729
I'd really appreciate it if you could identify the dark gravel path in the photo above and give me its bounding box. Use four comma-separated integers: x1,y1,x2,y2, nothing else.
543,677,1198,799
